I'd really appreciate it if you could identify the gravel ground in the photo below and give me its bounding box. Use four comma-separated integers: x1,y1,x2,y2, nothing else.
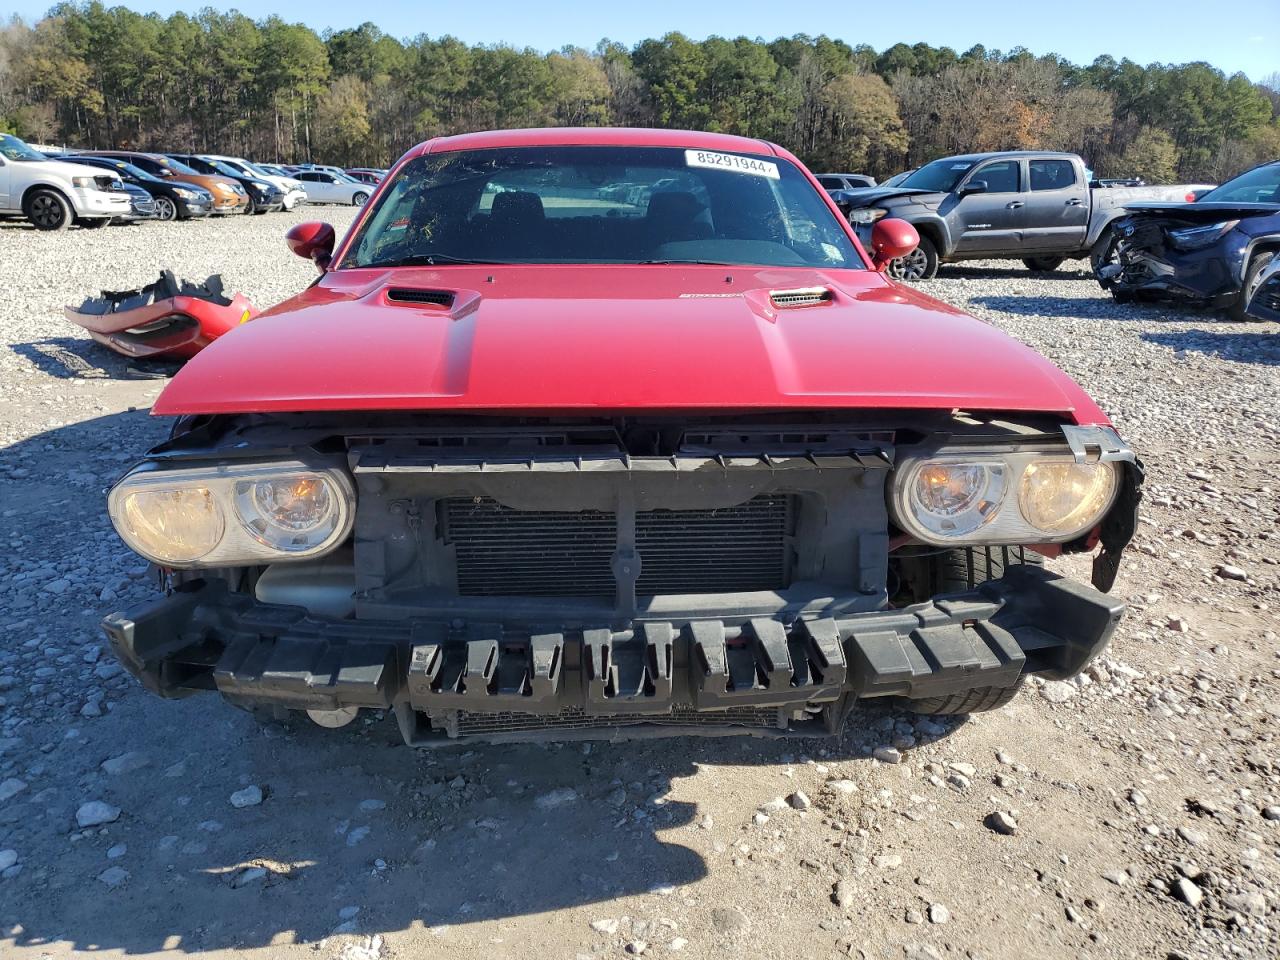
0,210,1278,960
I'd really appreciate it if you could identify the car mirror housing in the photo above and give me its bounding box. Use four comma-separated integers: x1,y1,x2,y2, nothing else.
870,218,920,273
286,221,336,271
958,179,988,197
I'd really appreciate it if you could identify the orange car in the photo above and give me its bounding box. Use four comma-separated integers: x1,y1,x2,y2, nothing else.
80,150,248,215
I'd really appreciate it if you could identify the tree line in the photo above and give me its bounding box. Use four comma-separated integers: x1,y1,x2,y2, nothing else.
2,2,1277,183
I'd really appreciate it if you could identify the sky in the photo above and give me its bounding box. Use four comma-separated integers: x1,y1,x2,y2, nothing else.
6,0,1279,81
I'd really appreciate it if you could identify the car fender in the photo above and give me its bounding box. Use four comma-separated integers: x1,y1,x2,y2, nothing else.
1241,233,1280,281
21,180,78,213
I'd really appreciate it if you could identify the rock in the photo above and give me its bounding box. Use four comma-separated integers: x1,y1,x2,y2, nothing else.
827,779,859,795
787,791,811,811
904,908,924,925
872,854,902,869
1176,825,1207,846
590,919,619,935
928,903,950,924
1222,892,1267,917
339,906,361,921
625,941,648,955
1102,870,1128,886
1216,564,1247,581
76,800,121,827
0,778,28,803
230,785,263,808
1172,877,1203,908
1262,806,1280,821
1166,617,1190,633
106,843,127,859
98,866,129,887
984,811,1018,835
1039,681,1076,703
904,947,942,960
1128,788,1148,807
358,799,386,812
833,879,854,909
949,762,977,778
0,850,17,871
669,937,688,951
710,906,750,935
101,752,148,775
873,747,902,764
534,787,578,810
230,866,268,888
346,826,370,846
606,788,627,807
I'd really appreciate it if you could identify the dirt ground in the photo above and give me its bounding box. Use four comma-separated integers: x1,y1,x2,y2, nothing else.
0,210,1277,960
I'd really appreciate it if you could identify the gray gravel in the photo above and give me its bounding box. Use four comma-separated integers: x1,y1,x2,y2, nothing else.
1,213,1277,960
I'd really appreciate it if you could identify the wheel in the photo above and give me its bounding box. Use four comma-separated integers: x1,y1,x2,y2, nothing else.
252,206,270,215
242,200,255,215
894,546,1042,716
24,189,72,231
1023,256,1065,272
154,196,178,221
1090,228,1121,284
886,234,938,280
352,191,369,207
1229,250,1275,322
78,218,110,229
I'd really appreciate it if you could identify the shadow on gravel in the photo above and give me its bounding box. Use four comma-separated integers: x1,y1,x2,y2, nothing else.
11,336,180,380
0,411,966,954
1143,329,1280,365
969,294,1192,320
935,264,1093,281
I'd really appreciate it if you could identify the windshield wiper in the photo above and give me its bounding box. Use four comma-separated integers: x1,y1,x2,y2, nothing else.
637,258,734,265
365,253,513,267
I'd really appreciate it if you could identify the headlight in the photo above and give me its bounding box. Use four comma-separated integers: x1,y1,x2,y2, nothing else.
108,461,354,567
71,176,98,189
891,451,1121,545
173,187,196,199
1167,220,1239,251
848,207,888,224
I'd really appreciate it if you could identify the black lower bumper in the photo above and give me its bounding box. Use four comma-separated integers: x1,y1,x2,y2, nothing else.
103,565,1123,743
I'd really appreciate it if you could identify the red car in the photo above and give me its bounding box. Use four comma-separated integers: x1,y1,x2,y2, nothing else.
102,128,1141,746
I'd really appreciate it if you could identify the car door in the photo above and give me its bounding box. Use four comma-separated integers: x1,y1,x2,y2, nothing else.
950,159,1025,254
300,172,337,203
1021,158,1088,251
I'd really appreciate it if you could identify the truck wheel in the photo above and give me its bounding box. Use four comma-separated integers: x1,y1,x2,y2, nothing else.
1090,229,1120,286
1023,256,1064,272
1228,251,1275,323
25,189,72,231
894,546,1042,716
887,235,938,281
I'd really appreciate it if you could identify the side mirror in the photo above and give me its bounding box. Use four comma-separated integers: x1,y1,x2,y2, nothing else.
870,218,920,273
958,179,988,197
286,221,336,271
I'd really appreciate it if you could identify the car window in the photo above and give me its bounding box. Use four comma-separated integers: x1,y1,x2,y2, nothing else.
900,159,974,193
1029,160,1077,191
0,134,45,161
1198,163,1280,204
343,145,861,269
970,160,1019,193
817,177,842,189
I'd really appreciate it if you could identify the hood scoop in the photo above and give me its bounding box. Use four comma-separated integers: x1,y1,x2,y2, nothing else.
769,287,833,309
386,288,455,307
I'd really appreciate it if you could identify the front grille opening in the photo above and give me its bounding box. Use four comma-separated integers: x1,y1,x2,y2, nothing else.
769,287,833,309
386,288,455,307
440,495,794,598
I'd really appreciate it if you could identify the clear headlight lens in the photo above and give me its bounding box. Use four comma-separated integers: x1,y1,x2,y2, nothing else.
892,451,1122,545
71,176,97,188
108,461,354,567
119,487,224,563
1018,460,1118,538
848,207,888,224
1167,219,1239,250
906,461,1006,536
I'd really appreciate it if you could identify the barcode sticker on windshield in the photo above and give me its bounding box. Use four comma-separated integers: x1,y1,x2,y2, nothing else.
685,150,780,179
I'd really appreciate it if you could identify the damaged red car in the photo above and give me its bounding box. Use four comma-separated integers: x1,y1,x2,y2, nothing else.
102,128,1142,746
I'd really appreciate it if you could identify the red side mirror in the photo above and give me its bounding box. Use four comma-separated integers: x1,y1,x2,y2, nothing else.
870,218,920,273
285,221,336,271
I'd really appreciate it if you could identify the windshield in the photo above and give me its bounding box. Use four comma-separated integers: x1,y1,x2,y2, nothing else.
205,158,245,179
157,156,200,176
242,160,275,178
899,158,976,193
1199,163,1280,204
342,145,861,269
0,134,46,162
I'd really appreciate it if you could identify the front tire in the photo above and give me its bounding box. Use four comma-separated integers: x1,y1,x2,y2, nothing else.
886,234,938,281
154,196,178,221
1229,250,1275,322
1023,256,1065,272
25,189,72,231
352,191,369,207
1090,228,1120,284
894,546,1042,716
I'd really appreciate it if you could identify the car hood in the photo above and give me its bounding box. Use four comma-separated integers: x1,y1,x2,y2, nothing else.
829,186,939,207
153,265,1107,423
1121,200,1280,221
48,158,124,183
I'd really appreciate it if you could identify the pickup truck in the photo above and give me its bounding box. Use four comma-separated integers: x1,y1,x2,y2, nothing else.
832,151,1210,279
0,133,131,230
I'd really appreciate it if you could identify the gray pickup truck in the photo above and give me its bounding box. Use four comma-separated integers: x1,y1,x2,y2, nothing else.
832,151,1210,279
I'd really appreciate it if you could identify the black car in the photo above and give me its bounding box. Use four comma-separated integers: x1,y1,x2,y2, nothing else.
168,154,284,214
118,182,157,222
1095,159,1280,320
63,154,214,221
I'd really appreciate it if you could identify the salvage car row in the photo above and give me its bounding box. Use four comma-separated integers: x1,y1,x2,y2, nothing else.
0,132,385,230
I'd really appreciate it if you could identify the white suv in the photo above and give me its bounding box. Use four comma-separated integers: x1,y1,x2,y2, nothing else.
0,134,131,230
201,155,308,210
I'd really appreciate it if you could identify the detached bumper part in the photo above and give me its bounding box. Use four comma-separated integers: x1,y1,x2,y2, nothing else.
103,565,1123,743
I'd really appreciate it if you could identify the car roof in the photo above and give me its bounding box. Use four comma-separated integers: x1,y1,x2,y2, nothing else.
927,151,1078,163
410,127,778,159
